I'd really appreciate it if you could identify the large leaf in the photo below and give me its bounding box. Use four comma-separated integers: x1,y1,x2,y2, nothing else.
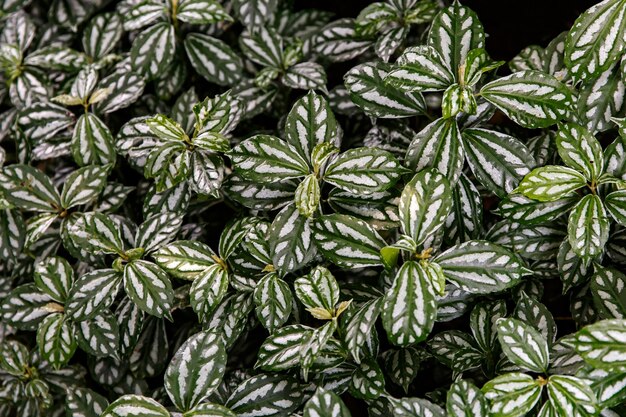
427,0,485,72
256,325,311,371
312,213,386,268
570,319,626,369
382,261,438,346
344,61,426,118
164,330,226,411
399,169,453,245
0,164,61,212
405,117,464,183
555,123,604,181
152,240,217,280
482,373,543,417
36,313,76,368
184,33,243,86
564,0,626,80
123,260,174,319
324,147,403,194
72,113,116,166
130,22,176,80
546,375,598,417
516,166,587,202
434,240,531,294
480,70,573,128
303,388,351,417
385,46,455,92
230,135,310,182
66,269,121,321
33,256,73,303
253,273,293,332
567,194,610,263
101,395,169,417
60,165,109,209
226,374,304,417
446,380,489,417
496,318,549,373
269,204,316,274
294,266,339,312
462,128,535,198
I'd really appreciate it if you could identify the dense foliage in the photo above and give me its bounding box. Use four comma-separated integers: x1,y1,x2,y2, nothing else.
1,0,626,416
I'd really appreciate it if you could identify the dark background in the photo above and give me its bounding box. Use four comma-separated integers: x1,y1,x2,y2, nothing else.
298,0,599,61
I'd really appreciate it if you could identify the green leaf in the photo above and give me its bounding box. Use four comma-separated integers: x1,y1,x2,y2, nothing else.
591,266,626,319
344,298,382,363
513,292,557,345
183,403,236,417
130,22,176,80
442,83,476,119
190,264,229,321
269,205,316,274
385,45,455,92
72,113,117,166
60,165,109,209
516,166,587,202
556,123,604,181
284,90,340,163
312,213,386,268
303,388,351,417
240,26,283,68
0,164,61,212
101,395,169,417
184,33,243,86
382,261,438,346
578,64,625,133
230,135,310,182
253,272,293,332
0,209,26,261
405,118,464,183
176,0,232,24
470,300,507,353
398,169,453,245
461,128,535,198
427,0,485,72
135,212,183,253
604,190,626,226
36,313,76,369
95,71,147,114
564,0,626,81
314,19,373,62
34,256,73,303
123,260,174,319
82,12,123,60
75,312,120,358
344,61,426,118
165,330,226,411
153,240,217,280
496,194,578,225
567,194,609,262
256,324,312,371
295,266,339,312
226,374,304,416
482,373,543,417
0,340,29,375
1,284,55,330
350,358,385,400
480,70,573,128
146,114,187,142
66,269,121,321
294,174,320,217
446,173,483,243
66,387,109,417
446,380,489,417
300,320,336,379
17,101,75,142
496,317,549,373
282,62,327,91
390,397,445,417
547,375,598,417
571,319,626,369
324,147,403,194
434,240,531,294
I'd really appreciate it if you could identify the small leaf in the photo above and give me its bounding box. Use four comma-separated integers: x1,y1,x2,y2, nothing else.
253,273,293,332
382,261,438,346
34,256,73,303
165,330,226,411
398,169,453,245
482,373,543,417
60,165,109,209
36,313,76,368
516,166,587,202
496,317,550,373
446,380,489,417
295,266,339,312
555,123,604,181
130,22,176,80
547,375,598,417
480,70,573,128
101,395,169,417
303,388,351,417
123,260,174,319
226,374,304,416
153,240,217,280
72,113,116,166
567,194,609,262
571,319,626,369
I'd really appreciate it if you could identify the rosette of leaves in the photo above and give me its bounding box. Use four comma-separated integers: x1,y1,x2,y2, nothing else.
120,0,242,86
228,90,405,274
0,339,86,416
140,90,244,196
239,25,327,91
509,122,626,265
354,0,439,62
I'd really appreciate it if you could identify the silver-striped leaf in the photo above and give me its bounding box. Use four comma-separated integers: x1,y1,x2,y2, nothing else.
269,204,316,274
482,373,543,417
382,261,438,347
496,317,549,373
66,269,121,321
153,240,217,280
385,45,455,92
480,70,573,128
184,33,243,86
72,113,116,166
164,330,226,411
567,194,610,263
123,260,174,319
303,388,351,417
555,123,604,182
547,375,598,417
591,266,626,319
571,319,626,369
101,395,169,417
446,380,489,417
398,169,453,245
294,266,339,312
36,312,76,369
0,164,61,212
130,22,176,80
434,240,531,294
253,272,293,332
34,256,73,303
60,165,109,209
516,166,587,202
312,213,386,268
226,374,304,417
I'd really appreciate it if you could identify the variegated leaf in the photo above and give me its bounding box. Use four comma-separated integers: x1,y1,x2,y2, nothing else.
130,22,176,80
36,313,76,369
567,194,610,262
253,272,293,332
482,373,543,417
269,204,316,274
571,319,626,369
555,123,604,181
184,33,243,86
34,256,73,303
153,240,217,280
496,317,549,372
123,260,174,319
66,269,121,321
386,45,455,92
101,395,169,417
72,113,116,166
516,166,587,201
